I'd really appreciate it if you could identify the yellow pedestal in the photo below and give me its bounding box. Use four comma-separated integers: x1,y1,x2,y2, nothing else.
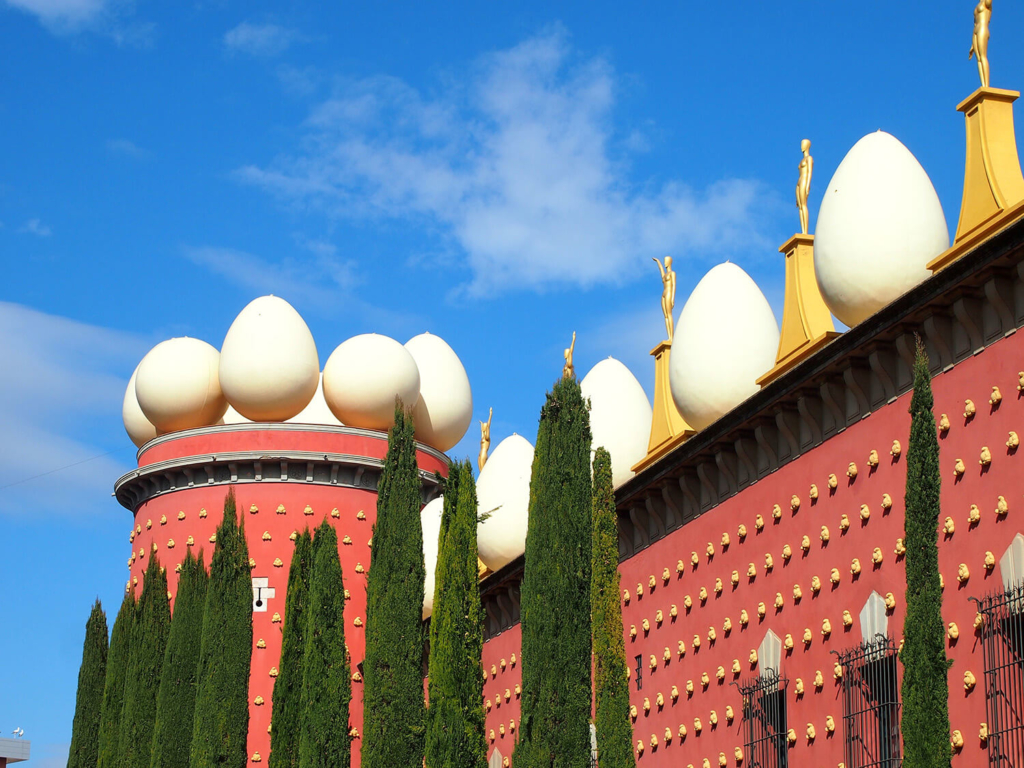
632,341,695,474
929,87,1024,272
757,234,840,387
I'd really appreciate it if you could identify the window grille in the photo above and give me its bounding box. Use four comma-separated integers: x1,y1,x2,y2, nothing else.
635,654,643,691
835,634,900,768
974,581,1024,768
738,668,789,768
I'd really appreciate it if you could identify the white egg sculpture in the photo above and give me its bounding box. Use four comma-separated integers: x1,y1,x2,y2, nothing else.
581,358,652,488
219,296,320,421
670,263,780,431
421,496,444,619
477,434,534,571
323,334,420,430
815,131,949,327
287,373,343,427
404,333,473,451
135,338,227,432
123,365,158,447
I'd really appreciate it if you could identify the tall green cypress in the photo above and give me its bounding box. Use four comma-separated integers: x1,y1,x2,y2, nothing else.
591,448,632,768
363,403,427,768
425,460,487,768
900,340,951,768
514,375,593,768
298,521,352,768
190,490,253,768
67,600,109,768
269,529,313,768
98,588,137,768
151,551,209,768
120,556,171,768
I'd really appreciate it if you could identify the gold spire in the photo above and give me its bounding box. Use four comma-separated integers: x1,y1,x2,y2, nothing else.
757,140,839,387
478,407,492,472
633,340,695,474
930,4,1024,271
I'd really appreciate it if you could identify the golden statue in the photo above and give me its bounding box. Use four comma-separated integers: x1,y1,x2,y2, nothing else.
563,331,576,379
969,0,992,88
653,256,676,341
478,407,492,472
796,139,813,235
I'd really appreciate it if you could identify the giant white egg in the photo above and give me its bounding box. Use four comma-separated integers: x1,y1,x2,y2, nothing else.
477,434,534,571
404,333,473,452
581,358,652,488
219,296,320,421
323,334,420,430
670,263,779,431
421,496,444,619
123,365,158,447
135,338,227,432
287,373,343,427
815,131,949,327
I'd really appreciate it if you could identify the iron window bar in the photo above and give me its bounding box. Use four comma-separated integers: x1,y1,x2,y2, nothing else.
834,634,901,768
737,668,789,768
973,581,1024,768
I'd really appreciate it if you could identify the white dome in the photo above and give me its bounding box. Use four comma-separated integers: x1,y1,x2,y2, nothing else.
815,131,949,327
287,373,343,427
323,334,420,430
580,358,652,488
421,496,444,619
477,434,534,571
670,263,780,431
123,365,158,448
219,296,320,421
219,405,251,425
135,338,227,432
404,333,473,452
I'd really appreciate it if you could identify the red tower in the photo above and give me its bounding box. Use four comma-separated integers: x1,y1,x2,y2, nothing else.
115,423,448,766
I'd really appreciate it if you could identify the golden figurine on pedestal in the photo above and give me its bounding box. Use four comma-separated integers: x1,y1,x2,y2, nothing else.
653,256,676,341
562,331,576,379
796,139,813,235
969,0,992,88
478,407,492,472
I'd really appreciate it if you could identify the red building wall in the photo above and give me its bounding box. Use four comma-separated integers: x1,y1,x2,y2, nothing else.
481,327,1024,767
481,624,523,767
122,427,447,767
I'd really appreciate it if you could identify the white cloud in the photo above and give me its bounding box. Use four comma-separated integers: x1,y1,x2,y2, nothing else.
0,302,150,515
224,21,301,57
3,0,106,29
19,218,52,237
238,29,778,296
106,137,149,159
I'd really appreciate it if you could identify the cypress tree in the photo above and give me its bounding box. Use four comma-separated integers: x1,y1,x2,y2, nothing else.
190,490,253,768
514,375,593,768
362,403,427,768
120,556,171,768
425,460,487,768
151,551,209,768
900,340,951,768
591,448,632,768
97,588,137,768
67,600,109,768
298,521,352,768
269,529,313,768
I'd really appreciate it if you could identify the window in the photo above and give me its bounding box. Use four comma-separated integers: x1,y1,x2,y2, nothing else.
739,668,789,768
488,748,503,768
836,634,900,768
635,654,643,691
975,580,1024,768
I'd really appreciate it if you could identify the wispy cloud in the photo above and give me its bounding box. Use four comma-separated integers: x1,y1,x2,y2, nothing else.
106,137,149,159
0,302,151,515
238,28,779,297
3,0,107,29
224,21,301,57
19,218,52,237
3,0,151,43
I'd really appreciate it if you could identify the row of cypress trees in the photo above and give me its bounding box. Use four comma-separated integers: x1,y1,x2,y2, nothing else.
68,491,251,768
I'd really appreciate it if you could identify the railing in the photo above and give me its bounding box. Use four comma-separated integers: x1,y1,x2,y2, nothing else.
835,634,901,768
738,669,789,768
974,582,1024,768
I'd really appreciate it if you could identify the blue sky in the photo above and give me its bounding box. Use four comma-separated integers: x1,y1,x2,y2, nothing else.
2,1,1023,763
